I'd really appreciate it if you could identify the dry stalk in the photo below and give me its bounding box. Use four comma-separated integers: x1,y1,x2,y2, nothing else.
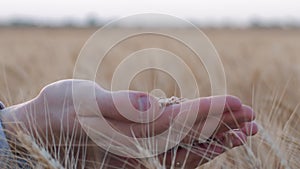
16,132,64,169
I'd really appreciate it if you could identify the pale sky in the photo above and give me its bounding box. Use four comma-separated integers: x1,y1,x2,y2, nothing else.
1,0,299,25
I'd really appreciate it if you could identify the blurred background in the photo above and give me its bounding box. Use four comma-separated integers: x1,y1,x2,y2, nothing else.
1,0,300,28
0,1,300,168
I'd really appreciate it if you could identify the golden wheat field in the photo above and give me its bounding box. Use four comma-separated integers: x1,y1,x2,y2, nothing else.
0,27,300,169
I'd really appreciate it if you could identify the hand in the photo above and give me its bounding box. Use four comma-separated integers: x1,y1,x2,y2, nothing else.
1,79,258,168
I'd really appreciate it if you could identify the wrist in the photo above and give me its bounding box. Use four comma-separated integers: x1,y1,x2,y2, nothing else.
0,101,33,167
0,99,39,145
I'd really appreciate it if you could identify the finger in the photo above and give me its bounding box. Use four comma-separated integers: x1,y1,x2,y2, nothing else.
182,104,254,142
96,90,159,121
165,141,225,168
161,129,249,168
193,95,243,124
213,105,256,134
150,95,242,132
129,95,242,138
240,121,258,136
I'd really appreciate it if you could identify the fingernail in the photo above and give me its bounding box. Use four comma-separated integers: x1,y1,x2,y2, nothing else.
137,95,151,111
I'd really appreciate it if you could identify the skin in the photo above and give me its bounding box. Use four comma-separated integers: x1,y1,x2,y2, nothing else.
0,79,258,168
